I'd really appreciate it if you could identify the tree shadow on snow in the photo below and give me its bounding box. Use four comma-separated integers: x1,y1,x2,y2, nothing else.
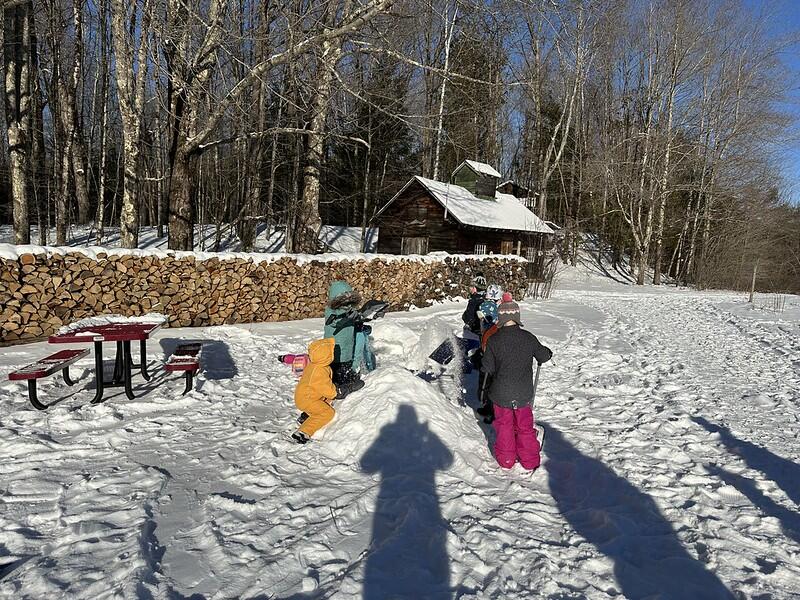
574,250,634,285
704,464,800,547
691,416,800,505
545,424,735,599
360,405,454,600
158,338,238,381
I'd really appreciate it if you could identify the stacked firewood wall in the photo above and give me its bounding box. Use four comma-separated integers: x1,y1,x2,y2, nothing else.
0,252,528,344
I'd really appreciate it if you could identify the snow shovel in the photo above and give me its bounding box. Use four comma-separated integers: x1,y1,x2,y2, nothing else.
476,367,496,423
532,363,546,450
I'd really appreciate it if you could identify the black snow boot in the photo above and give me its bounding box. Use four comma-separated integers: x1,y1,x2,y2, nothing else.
476,402,493,417
291,430,310,444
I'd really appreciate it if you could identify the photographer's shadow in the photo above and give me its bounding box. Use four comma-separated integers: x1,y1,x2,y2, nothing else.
360,405,454,599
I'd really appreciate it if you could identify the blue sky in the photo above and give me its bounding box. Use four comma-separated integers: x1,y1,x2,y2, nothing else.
752,0,800,203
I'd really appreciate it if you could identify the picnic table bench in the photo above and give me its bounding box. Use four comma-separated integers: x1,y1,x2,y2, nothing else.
8,349,90,410
7,317,204,409
165,343,202,395
48,322,163,404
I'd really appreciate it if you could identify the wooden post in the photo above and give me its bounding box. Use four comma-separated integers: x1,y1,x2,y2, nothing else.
748,258,759,303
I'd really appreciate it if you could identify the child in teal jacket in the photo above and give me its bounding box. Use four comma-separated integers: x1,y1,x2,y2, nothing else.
324,281,362,384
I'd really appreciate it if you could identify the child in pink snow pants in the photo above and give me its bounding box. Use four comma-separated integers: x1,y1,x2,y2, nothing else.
481,300,552,471
493,405,540,469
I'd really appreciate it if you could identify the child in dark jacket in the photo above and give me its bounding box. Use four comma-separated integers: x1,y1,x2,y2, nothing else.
461,272,488,336
476,300,500,422
481,300,552,470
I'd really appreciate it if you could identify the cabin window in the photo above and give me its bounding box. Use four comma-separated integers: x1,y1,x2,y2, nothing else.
526,247,539,261
474,243,488,255
401,237,429,255
501,241,514,255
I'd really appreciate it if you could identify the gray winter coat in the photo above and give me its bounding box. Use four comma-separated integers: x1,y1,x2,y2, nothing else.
481,324,552,409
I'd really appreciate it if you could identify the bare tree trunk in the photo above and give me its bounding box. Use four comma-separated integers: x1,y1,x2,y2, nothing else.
111,0,150,248
28,11,47,245
265,96,282,234
653,12,683,285
360,109,373,251
3,3,34,244
294,1,353,253
432,2,456,181
71,1,90,224
166,0,227,251
94,0,110,243
169,144,194,249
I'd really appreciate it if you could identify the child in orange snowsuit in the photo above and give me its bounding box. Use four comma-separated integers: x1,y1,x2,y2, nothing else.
292,338,338,444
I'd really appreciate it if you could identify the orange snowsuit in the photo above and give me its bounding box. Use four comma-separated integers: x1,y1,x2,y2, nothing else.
295,338,338,437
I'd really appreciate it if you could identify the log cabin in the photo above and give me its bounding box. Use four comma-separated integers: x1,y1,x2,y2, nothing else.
372,161,554,264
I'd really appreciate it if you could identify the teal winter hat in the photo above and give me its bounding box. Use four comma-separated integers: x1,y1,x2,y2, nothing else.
328,280,354,301
327,280,361,309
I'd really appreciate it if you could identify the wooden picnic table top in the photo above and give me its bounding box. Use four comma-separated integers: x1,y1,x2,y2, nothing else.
49,322,163,344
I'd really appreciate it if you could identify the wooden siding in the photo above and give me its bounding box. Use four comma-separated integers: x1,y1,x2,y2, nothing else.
497,181,530,198
452,164,498,200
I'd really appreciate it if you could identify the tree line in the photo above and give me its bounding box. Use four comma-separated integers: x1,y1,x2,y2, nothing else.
1,0,798,293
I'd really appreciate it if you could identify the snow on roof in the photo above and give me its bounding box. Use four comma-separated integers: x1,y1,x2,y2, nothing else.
544,220,562,231
393,176,553,234
461,160,502,179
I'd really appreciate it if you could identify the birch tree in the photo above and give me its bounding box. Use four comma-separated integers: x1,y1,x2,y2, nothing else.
2,0,34,244
110,0,150,248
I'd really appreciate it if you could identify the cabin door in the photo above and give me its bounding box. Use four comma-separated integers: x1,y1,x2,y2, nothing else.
401,237,429,255
501,240,514,255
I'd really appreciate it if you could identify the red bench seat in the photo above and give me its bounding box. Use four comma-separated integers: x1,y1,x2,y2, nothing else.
9,349,90,381
8,348,90,410
166,343,201,394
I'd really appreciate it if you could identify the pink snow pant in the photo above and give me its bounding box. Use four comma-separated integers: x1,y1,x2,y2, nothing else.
493,405,541,470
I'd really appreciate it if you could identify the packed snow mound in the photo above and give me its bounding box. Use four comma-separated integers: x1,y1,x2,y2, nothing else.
368,321,421,362
323,366,484,471
369,318,456,373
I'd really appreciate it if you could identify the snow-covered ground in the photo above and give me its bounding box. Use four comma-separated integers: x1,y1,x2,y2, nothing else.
1,263,798,599
0,224,379,254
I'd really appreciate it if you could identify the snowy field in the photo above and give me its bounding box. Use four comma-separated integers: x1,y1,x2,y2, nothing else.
1,265,799,599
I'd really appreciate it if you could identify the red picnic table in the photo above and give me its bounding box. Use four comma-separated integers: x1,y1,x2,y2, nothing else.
48,321,162,403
